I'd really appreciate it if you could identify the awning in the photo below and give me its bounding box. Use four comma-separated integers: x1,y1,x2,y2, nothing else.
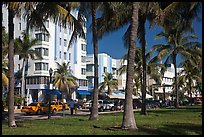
77,90,91,95
43,89,62,95
107,91,139,99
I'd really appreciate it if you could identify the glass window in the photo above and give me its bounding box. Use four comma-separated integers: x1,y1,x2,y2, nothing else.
64,52,67,60
60,38,62,45
81,44,86,51
35,33,49,42
69,53,71,60
43,48,48,56
64,39,67,47
35,63,41,70
59,51,61,59
60,23,62,32
81,56,86,63
104,67,107,73
18,64,20,70
81,68,86,75
86,64,93,72
19,22,21,30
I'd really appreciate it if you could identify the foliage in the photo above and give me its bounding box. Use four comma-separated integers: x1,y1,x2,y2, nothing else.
99,72,118,95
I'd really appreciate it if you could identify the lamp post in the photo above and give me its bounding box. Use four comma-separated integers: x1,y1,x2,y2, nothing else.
48,68,53,119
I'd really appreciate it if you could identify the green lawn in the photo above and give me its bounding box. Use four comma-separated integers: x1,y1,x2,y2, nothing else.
2,105,202,135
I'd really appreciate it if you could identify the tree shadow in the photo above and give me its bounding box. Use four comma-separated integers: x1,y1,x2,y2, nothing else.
155,123,202,135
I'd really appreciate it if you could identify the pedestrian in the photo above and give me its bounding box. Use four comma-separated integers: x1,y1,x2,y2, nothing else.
74,102,78,114
69,99,75,115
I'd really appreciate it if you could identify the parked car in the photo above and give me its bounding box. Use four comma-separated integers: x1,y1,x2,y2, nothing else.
87,99,115,112
84,100,92,109
21,102,47,114
21,101,69,115
43,101,69,114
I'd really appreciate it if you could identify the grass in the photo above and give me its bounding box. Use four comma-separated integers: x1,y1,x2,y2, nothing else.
2,105,202,135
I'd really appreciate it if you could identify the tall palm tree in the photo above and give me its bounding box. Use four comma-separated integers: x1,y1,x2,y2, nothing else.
7,2,19,128
120,2,139,130
53,62,78,101
156,2,201,108
178,46,202,105
79,2,106,120
99,72,118,95
14,31,42,107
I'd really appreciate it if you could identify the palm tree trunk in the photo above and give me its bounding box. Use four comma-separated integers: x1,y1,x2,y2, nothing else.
8,6,16,127
21,59,26,107
121,2,139,130
189,80,193,106
141,15,147,115
108,86,112,95
89,2,99,120
173,53,179,108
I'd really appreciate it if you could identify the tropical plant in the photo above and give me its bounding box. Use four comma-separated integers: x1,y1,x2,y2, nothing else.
99,72,118,95
154,2,201,108
53,62,78,101
151,24,201,108
14,31,42,107
177,47,202,105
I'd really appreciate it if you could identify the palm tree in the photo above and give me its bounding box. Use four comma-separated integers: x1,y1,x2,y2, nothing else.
7,2,19,128
79,2,106,120
178,46,202,105
151,26,201,108
53,62,78,101
156,2,201,108
120,2,139,130
99,72,118,95
14,31,42,107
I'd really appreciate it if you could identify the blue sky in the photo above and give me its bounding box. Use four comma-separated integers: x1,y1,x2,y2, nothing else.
85,9,202,65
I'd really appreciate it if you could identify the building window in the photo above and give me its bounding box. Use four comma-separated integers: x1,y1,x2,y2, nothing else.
81,68,86,75
64,52,67,60
104,67,107,73
64,39,67,47
18,64,20,70
35,63,48,71
35,33,49,42
60,38,62,45
43,63,48,70
86,64,93,72
43,48,49,56
19,22,21,30
60,23,62,32
59,51,61,59
81,56,86,63
79,79,88,86
64,26,67,34
81,44,86,51
35,63,41,70
69,53,71,60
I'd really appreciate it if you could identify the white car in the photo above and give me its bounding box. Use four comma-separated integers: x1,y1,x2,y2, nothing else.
84,100,92,109
87,100,115,112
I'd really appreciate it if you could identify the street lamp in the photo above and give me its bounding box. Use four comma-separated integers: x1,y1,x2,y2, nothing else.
48,68,53,119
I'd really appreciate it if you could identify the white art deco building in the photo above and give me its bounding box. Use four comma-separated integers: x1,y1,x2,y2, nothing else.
2,5,88,104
